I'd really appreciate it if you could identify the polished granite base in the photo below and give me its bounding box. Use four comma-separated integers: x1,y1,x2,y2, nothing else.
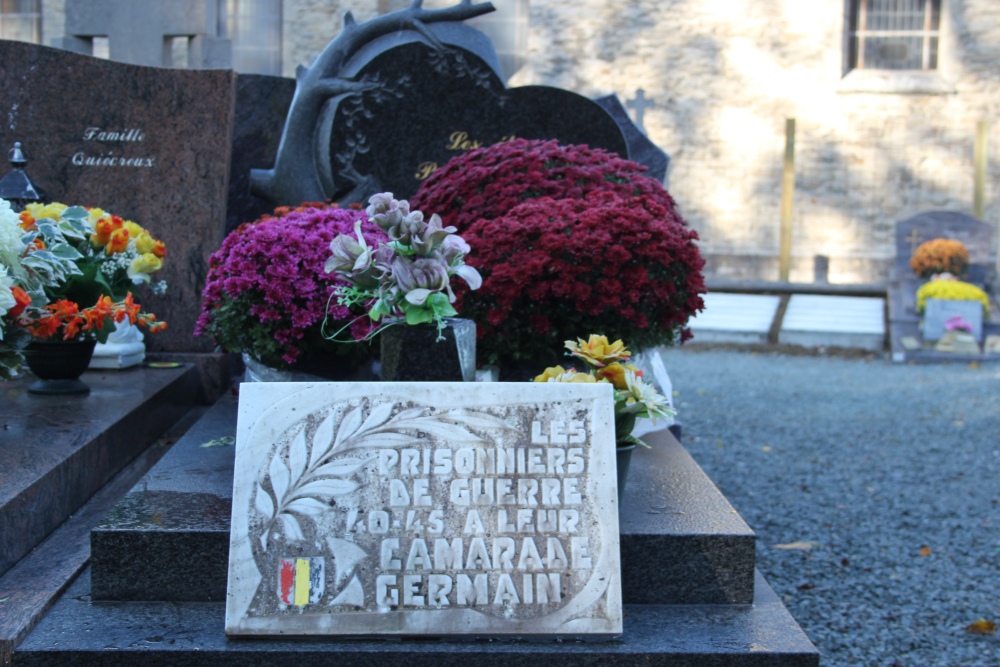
16,569,817,666
87,397,755,606
0,365,198,579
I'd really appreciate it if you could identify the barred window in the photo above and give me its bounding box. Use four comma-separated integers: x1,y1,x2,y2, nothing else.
849,0,941,70
0,0,40,44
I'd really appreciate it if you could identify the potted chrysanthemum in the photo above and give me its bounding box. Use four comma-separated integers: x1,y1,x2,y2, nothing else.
411,139,705,374
195,202,384,380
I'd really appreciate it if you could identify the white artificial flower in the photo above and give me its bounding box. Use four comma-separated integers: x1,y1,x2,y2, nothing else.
0,264,16,318
0,198,26,267
622,369,676,419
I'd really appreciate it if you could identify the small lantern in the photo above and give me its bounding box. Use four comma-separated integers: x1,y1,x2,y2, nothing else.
0,142,45,211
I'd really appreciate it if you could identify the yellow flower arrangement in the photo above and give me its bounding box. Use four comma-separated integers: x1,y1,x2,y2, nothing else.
910,238,970,279
916,279,990,316
535,335,675,447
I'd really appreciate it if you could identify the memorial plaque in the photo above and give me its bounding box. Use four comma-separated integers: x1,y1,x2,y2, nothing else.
225,382,622,638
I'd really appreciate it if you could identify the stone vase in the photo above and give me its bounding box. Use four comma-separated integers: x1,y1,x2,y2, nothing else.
379,317,476,382
615,443,637,506
23,338,98,395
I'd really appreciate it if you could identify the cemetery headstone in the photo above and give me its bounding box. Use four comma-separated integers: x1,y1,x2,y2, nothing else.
225,382,623,638
0,40,237,353
251,2,666,207
894,210,994,284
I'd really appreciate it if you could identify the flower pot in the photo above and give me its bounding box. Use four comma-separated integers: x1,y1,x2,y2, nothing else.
379,318,476,382
22,339,98,395
616,443,637,506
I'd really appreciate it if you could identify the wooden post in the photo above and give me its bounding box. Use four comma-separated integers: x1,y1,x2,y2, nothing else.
779,118,796,282
973,120,988,220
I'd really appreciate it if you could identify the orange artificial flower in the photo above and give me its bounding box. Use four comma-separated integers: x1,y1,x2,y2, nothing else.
8,286,30,318
62,315,84,340
27,315,61,339
106,227,130,254
92,214,125,247
151,239,166,259
46,299,80,319
84,295,115,332
119,292,141,324
18,211,34,230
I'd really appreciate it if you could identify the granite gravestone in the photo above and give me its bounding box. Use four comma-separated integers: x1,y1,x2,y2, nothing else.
225,382,622,638
894,210,995,284
251,2,666,207
0,40,236,353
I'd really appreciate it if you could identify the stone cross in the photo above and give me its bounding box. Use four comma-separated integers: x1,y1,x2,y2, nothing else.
54,0,230,68
626,88,655,133
905,228,923,254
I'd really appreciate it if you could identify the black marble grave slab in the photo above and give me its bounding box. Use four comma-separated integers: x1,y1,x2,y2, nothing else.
89,395,756,605
17,568,818,666
619,441,756,605
0,365,198,578
225,74,296,233
327,37,628,202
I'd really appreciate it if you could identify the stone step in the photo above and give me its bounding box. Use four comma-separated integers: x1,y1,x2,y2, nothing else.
90,393,757,606
15,568,818,666
0,364,199,580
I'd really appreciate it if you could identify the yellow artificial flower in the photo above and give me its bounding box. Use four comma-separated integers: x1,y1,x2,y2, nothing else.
565,334,631,367
134,231,156,255
916,279,990,316
86,208,106,225
557,369,597,383
596,362,642,390
123,221,144,239
25,202,68,221
127,252,163,282
533,365,568,382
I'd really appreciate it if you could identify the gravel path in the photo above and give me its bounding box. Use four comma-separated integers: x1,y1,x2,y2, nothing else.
659,347,1000,667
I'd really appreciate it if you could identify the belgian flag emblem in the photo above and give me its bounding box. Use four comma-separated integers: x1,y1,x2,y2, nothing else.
278,557,326,606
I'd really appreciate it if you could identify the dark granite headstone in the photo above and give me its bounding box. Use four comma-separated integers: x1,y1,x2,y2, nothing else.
894,210,994,283
327,34,630,202
0,40,237,353
225,74,296,233
252,8,666,207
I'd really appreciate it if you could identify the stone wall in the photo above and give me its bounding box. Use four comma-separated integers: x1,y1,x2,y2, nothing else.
278,0,1000,284
36,0,1000,284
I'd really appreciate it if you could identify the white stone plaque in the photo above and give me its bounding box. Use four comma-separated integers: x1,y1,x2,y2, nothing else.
225,382,622,638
